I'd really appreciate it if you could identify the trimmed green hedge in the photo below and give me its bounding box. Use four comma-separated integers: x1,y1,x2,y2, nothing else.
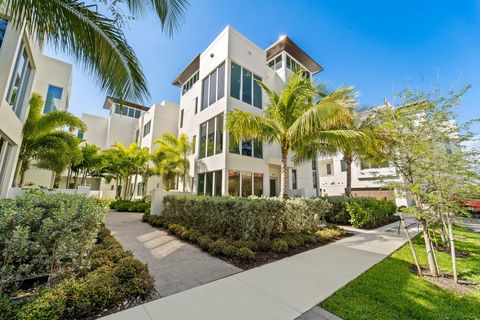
160,196,332,241
1,227,155,320
110,199,150,213
321,196,397,228
0,191,107,295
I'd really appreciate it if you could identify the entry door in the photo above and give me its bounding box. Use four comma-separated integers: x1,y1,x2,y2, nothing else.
269,178,276,197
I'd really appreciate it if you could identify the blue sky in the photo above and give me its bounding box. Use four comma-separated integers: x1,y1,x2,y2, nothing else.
45,0,480,130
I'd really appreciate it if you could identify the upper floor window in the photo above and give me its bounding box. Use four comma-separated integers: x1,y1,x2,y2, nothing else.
113,104,141,119
230,62,262,108
292,169,298,190
0,19,7,49
182,71,199,95
6,42,32,118
340,160,348,172
286,54,311,80
143,120,151,137
267,54,282,70
179,109,184,128
360,159,389,170
201,62,225,110
77,130,84,139
229,135,262,159
312,160,318,189
44,85,63,113
326,163,332,175
199,113,223,159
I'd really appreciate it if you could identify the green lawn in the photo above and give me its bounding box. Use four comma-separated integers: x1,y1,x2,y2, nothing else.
321,226,480,320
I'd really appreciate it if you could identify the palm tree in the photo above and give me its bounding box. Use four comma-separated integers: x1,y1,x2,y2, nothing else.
295,109,375,196
14,93,86,186
3,0,188,102
226,72,360,198
153,133,194,192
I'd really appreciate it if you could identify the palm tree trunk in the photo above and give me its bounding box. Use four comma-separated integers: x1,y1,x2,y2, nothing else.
73,172,79,189
13,158,22,187
280,150,289,199
131,174,138,200
344,155,353,196
183,168,187,192
123,177,129,200
66,168,71,189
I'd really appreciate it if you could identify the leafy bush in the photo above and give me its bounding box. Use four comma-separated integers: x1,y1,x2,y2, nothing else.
236,247,255,261
160,196,331,241
316,225,347,240
10,227,154,320
197,235,213,250
110,200,149,213
321,196,352,224
0,191,107,295
345,198,397,228
272,239,289,253
208,239,230,255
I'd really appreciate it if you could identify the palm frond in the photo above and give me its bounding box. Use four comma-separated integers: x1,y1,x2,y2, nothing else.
226,109,281,144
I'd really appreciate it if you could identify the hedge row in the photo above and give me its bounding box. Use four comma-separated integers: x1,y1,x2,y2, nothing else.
1,227,155,320
321,196,397,228
159,196,332,241
109,200,150,213
143,214,345,260
0,191,108,295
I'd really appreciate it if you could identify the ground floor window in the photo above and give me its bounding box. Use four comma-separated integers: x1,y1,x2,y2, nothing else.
197,170,222,196
137,182,144,197
228,170,263,197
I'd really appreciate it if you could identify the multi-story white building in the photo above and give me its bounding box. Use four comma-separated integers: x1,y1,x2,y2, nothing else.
74,96,179,198
0,15,72,196
173,26,323,197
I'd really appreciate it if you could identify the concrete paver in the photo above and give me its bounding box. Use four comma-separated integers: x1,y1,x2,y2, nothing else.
105,212,241,297
102,217,420,320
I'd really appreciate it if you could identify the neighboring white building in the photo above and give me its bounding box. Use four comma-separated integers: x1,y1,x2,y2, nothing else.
0,15,72,196
173,26,323,197
73,97,179,198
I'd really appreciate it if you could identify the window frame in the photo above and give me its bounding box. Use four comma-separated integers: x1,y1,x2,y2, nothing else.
143,120,151,137
201,61,226,111
230,61,262,109
198,113,224,159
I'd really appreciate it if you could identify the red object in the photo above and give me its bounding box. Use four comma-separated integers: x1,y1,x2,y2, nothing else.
461,199,480,212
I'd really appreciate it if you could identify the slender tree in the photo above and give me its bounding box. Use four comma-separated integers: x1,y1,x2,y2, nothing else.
2,0,189,102
14,93,86,186
153,133,194,192
227,72,361,198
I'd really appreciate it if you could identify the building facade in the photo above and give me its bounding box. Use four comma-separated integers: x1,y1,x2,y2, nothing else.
174,26,323,197
0,14,72,196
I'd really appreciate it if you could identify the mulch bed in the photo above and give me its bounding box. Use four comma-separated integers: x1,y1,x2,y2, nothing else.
410,265,478,295
219,233,352,269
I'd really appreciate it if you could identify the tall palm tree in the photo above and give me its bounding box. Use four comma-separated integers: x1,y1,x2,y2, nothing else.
153,133,194,192
226,72,360,198
14,93,86,186
3,0,188,102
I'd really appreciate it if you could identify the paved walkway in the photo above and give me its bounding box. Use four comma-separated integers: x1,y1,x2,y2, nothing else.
102,217,420,320
458,217,480,233
105,212,241,297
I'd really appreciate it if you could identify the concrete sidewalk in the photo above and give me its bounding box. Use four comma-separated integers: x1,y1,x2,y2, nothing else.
102,218,420,320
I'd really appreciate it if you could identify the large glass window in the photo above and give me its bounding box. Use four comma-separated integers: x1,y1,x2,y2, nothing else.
199,113,224,159
228,170,240,196
113,104,141,119
0,19,8,49
230,136,262,159
44,85,63,113
6,43,32,118
254,173,263,196
230,62,262,109
199,122,207,159
201,62,225,110
198,170,222,196
143,120,151,137
230,62,241,100
241,172,252,197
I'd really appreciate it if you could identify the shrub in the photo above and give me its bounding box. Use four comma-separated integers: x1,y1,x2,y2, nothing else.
272,239,289,253
0,191,107,295
222,245,239,258
160,196,331,241
316,226,346,240
233,240,258,251
321,196,352,224
197,235,213,250
236,247,255,261
346,198,397,228
110,200,149,213
13,227,154,320
187,229,202,243
0,296,18,320
208,239,230,255
257,239,272,252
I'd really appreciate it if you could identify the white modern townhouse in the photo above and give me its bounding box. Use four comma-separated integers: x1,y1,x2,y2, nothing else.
173,26,323,197
74,97,179,198
0,13,72,197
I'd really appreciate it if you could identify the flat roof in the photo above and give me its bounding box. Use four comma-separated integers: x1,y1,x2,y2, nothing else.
103,96,149,111
172,54,200,87
266,36,323,74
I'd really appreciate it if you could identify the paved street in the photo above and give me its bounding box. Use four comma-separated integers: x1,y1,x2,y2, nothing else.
105,212,241,297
